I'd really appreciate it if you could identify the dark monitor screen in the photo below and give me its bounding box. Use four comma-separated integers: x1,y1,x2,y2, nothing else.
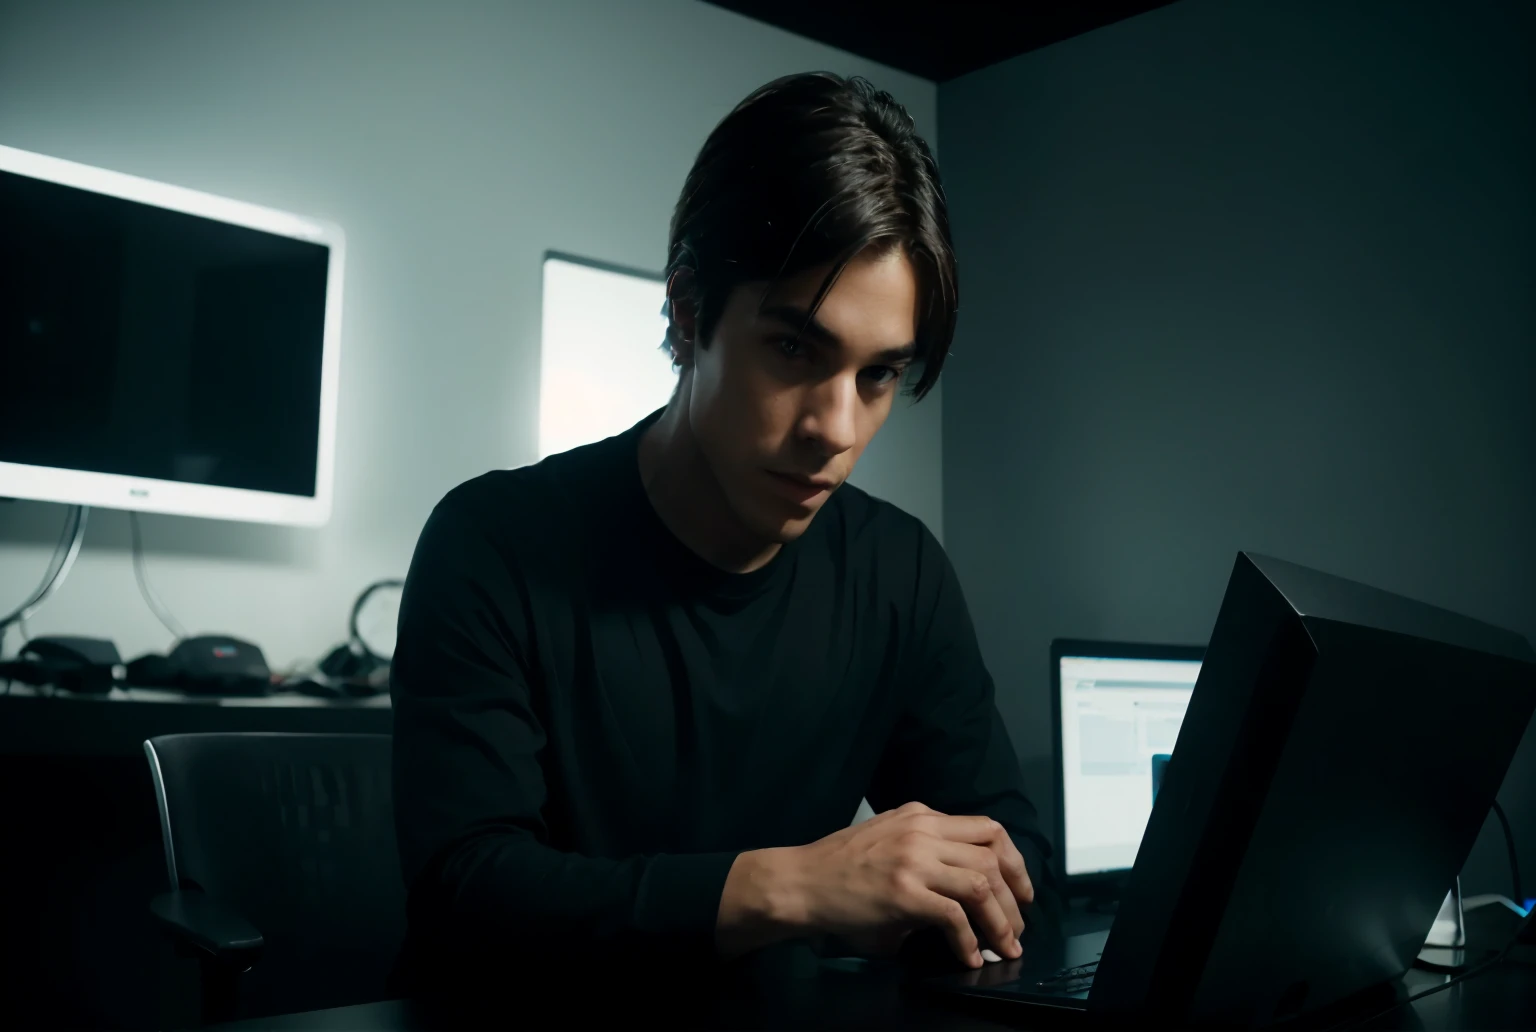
0,167,330,499
1090,552,1536,1025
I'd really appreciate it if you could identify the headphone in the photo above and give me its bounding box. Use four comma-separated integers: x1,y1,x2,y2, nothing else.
317,578,404,688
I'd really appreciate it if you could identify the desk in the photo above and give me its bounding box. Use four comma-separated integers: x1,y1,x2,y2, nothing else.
208,904,1535,1031
210,956,1536,1031
0,683,391,758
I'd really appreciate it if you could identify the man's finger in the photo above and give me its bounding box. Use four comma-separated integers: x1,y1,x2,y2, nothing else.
992,834,1034,908
930,839,1025,943
913,813,1005,845
925,863,1019,960
913,891,982,969
920,814,1035,908
869,800,945,827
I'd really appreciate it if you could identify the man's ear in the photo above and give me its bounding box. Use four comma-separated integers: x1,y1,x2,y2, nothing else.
666,270,699,368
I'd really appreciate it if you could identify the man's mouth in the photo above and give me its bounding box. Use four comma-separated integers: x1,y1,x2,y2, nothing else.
765,470,836,503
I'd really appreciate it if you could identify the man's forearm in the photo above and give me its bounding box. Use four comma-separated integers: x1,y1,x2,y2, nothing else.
715,847,811,959
415,831,741,957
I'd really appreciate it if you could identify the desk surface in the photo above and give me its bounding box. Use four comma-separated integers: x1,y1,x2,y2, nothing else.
0,684,391,757
212,956,1536,1031
209,906,1535,1031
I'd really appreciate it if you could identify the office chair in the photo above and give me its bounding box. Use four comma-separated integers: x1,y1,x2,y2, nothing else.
143,733,404,1025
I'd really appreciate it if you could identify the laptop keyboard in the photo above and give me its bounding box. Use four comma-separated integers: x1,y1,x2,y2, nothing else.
1033,959,1099,995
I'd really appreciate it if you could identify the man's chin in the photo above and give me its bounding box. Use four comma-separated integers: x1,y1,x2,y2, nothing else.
741,501,823,545
764,518,813,544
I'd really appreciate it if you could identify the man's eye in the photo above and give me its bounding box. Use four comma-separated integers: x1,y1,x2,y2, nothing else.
862,366,902,387
773,335,808,358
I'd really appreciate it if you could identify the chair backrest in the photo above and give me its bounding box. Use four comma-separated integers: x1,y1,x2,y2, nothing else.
144,732,404,1019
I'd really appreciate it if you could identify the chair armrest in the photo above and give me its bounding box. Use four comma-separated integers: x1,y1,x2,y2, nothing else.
150,888,264,968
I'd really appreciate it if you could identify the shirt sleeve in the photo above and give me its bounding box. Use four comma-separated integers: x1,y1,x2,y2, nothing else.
865,523,1061,923
389,489,739,981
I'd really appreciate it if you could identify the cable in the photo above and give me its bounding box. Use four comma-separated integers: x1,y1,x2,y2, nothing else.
1,505,86,658
1463,894,1530,918
0,505,89,655
1,507,78,657
8,506,81,616
1489,799,1522,908
128,511,187,642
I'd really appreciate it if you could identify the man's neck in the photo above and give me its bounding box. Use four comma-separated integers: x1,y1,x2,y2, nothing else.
637,393,781,575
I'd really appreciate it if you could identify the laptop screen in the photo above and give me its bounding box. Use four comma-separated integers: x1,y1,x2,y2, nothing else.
1059,653,1201,877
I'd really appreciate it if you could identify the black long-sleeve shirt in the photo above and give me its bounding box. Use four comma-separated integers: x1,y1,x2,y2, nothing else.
390,412,1054,997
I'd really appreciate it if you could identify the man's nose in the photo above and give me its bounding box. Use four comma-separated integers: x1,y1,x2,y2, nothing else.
798,376,859,458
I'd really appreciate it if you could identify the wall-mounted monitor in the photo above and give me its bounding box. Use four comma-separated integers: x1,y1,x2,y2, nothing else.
0,144,344,526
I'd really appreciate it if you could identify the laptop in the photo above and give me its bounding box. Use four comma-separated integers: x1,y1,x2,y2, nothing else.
925,551,1536,1027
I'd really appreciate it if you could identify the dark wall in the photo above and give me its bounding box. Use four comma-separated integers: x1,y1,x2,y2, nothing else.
938,0,1535,896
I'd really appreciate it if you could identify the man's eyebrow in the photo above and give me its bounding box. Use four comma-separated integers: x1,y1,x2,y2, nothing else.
759,304,918,364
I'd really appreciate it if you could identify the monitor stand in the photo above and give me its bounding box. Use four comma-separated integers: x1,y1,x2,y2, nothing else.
1423,879,1465,949
1417,879,1474,972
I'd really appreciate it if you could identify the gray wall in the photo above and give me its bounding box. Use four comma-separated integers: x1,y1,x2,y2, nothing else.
0,0,943,667
940,0,1535,893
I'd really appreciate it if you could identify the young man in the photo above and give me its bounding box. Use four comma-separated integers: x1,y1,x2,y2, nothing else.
390,72,1056,1003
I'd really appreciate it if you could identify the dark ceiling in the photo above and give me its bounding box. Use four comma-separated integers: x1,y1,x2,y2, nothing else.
702,0,1175,83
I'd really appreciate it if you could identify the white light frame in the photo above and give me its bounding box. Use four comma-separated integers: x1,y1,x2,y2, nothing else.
0,143,345,526
538,252,674,460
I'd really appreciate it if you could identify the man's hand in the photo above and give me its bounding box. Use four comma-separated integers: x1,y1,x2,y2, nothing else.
717,801,1034,969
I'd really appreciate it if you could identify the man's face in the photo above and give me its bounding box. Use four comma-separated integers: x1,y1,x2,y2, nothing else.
683,247,920,543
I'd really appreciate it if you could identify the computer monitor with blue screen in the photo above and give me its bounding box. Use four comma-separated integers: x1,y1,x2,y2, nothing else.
1050,639,1204,891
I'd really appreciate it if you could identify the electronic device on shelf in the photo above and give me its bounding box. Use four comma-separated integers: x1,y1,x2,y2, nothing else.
170,635,272,694
0,143,345,527
0,635,122,694
125,635,272,696
123,652,178,687
311,578,404,697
